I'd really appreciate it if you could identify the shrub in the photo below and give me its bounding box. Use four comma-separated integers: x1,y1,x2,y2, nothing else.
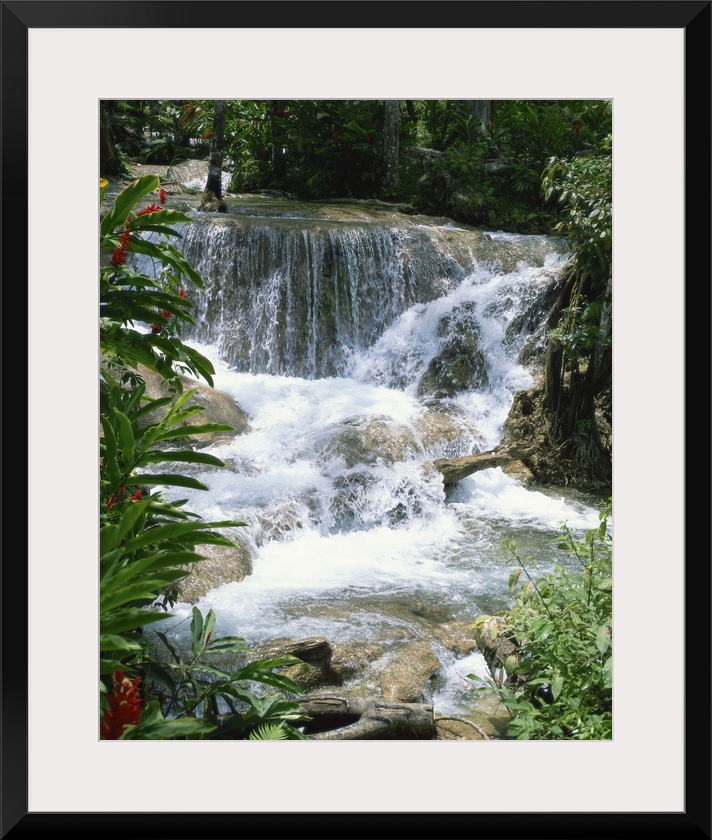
472,501,612,739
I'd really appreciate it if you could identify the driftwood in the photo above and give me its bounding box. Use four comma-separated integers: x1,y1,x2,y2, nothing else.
434,443,537,494
297,694,435,740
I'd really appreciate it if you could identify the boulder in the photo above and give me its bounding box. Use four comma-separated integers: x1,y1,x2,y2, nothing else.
137,363,250,445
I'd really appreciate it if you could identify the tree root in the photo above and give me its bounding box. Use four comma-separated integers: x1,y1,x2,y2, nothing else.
434,715,490,740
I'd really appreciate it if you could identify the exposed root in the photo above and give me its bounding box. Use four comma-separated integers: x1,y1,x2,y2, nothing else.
434,715,490,740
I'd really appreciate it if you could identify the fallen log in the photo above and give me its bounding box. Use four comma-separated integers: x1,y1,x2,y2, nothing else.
434,451,513,488
297,694,435,740
434,443,537,494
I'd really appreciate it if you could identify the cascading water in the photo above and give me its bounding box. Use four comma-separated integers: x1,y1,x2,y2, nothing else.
136,199,606,718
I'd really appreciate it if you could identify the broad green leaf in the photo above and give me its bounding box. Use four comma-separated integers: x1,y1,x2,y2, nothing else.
204,609,217,643
101,573,187,612
551,674,564,700
206,637,251,654
101,607,174,636
101,175,161,236
99,634,142,652
602,656,612,689
99,657,131,676
141,450,225,468
122,473,209,491
121,520,242,552
129,209,193,229
100,525,121,557
128,237,204,289
191,606,204,657
142,662,177,693
115,497,150,542
153,423,235,441
100,417,122,489
120,718,216,740
595,624,611,656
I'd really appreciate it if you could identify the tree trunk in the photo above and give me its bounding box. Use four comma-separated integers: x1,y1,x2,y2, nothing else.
204,99,226,200
541,262,612,484
543,260,578,418
297,695,435,740
99,104,121,176
381,100,400,198
466,99,492,134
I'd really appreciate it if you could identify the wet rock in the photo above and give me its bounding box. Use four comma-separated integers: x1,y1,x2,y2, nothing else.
177,537,253,603
137,363,250,445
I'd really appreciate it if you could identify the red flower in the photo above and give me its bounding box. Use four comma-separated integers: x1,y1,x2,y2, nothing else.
101,670,142,740
150,324,162,334
160,310,172,319
136,203,163,217
106,486,125,509
178,288,186,299
110,247,127,267
129,490,142,501
547,134,553,143
159,188,167,204
110,228,131,267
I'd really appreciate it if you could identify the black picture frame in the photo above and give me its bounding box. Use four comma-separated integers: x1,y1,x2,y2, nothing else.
4,2,709,837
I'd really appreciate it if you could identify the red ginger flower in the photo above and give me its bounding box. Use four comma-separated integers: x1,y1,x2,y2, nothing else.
160,310,172,319
101,670,142,739
110,228,131,267
178,288,186,298
106,486,125,509
159,188,167,204
136,203,163,217
110,247,127,267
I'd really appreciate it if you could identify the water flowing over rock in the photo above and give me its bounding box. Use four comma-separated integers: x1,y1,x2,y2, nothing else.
138,199,607,736
146,202,567,387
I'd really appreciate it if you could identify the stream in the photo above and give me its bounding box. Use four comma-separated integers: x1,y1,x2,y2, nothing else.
134,197,607,718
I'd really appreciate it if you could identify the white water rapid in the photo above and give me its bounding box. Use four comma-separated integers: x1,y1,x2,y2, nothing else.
136,200,606,717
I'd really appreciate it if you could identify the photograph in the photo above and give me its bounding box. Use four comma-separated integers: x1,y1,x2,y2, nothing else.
8,1,709,837
98,96,614,745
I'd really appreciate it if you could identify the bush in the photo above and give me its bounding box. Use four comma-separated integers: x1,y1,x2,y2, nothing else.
473,501,612,739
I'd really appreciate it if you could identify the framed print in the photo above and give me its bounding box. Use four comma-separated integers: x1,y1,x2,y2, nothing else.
6,1,709,837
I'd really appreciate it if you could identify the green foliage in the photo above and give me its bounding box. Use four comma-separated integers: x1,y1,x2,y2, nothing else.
99,177,307,739
472,502,612,740
104,99,612,235
135,606,309,740
106,100,208,165
542,138,612,287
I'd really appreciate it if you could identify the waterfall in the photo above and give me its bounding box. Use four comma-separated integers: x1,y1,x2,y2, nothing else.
136,200,605,717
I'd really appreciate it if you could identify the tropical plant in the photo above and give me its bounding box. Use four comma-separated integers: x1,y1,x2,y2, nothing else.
538,136,612,483
472,501,612,740
99,175,307,739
